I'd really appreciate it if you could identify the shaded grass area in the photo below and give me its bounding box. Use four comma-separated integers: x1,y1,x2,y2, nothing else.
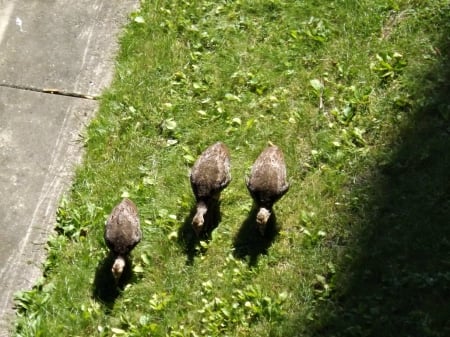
12,1,450,336
317,23,450,335
307,21,450,336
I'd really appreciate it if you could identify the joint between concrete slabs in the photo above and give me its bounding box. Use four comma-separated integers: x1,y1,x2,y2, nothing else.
0,83,98,100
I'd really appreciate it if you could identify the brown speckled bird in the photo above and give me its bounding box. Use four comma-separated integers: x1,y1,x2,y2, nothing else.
190,142,231,236
246,144,289,235
104,198,142,281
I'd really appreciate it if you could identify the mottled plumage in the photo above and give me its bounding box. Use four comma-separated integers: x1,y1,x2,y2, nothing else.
190,142,231,236
104,198,142,281
246,144,289,234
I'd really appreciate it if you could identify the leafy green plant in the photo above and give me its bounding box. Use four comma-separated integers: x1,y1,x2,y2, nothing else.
370,52,407,81
55,197,104,239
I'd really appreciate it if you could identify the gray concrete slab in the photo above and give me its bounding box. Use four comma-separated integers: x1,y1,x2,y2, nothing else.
0,0,138,335
0,87,96,322
0,0,135,95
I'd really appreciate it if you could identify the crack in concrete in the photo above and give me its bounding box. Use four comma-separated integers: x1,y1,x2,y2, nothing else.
0,83,98,100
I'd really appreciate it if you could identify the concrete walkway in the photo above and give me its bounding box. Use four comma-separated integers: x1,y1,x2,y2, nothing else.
0,1,137,335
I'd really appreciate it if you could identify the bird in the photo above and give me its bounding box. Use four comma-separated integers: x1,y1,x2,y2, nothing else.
246,143,289,235
104,198,142,282
190,142,231,236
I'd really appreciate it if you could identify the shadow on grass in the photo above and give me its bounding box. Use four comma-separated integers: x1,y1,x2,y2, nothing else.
92,252,133,309
302,25,450,337
232,206,279,267
177,200,222,265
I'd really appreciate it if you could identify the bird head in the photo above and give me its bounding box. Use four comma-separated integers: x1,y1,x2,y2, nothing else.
192,213,205,237
192,202,208,237
111,256,126,281
256,207,271,235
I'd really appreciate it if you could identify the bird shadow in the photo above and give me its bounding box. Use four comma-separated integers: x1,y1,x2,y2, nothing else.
92,252,133,309
177,199,222,265
232,206,279,267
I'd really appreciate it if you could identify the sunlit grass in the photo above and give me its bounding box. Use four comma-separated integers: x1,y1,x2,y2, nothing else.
13,1,450,336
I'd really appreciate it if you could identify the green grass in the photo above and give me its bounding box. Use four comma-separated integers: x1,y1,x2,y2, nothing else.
13,1,450,336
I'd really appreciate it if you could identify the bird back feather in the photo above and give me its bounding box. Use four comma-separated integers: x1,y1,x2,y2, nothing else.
246,145,289,208
190,142,231,201
105,198,142,256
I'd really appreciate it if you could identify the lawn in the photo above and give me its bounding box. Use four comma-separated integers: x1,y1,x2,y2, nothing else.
13,1,450,336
